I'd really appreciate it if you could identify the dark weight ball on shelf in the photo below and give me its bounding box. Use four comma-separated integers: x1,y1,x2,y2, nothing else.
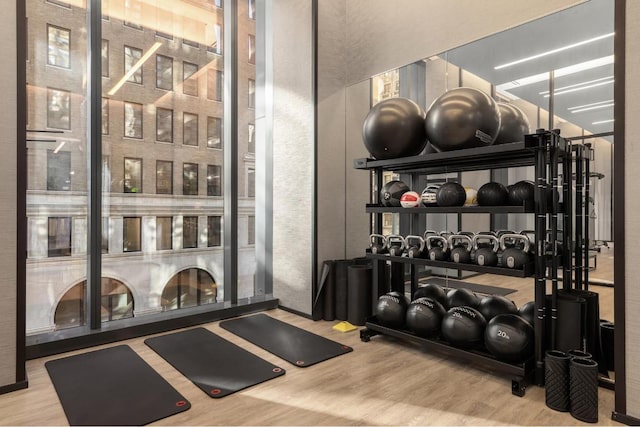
519,301,535,326
478,295,518,322
484,314,534,363
445,288,480,309
507,180,535,206
406,297,446,338
380,180,410,207
477,182,509,206
413,283,447,307
425,87,501,152
376,291,409,328
441,306,487,349
436,182,467,207
363,97,428,160
494,103,531,145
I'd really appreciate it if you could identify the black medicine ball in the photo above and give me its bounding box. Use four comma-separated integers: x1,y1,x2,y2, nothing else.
413,283,447,307
478,295,518,322
518,301,535,326
380,180,410,207
436,182,467,207
445,288,480,309
405,297,446,338
507,180,535,206
484,314,534,363
376,291,409,328
477,182,509,206
441,306,487,349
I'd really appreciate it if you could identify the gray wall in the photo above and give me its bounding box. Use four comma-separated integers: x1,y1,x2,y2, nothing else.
0,1,17,387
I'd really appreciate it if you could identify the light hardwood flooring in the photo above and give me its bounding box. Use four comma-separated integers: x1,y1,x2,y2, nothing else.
0,252,617,426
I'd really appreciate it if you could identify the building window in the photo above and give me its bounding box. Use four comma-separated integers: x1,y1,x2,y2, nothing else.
101,39,109,77
248,215,255,245
156,217,173,250
46,0,71,8
207,24,222,55
207,116,222,149
123,217,141,252
102,98,109,135
47,25,70,68
156,55,173,91
207,165,222,196
47,150,71,191
124,46,143,84
103,156,111,193
48,217,72,257
215,0,223,7
248,34,255,65
124,157,142,193
102,217,109,254
156,160,173,194
208,216,221,247
248,123,255,153
160,268,217,310
183,163,198,195
248,0,255,19
47,88,71,130
248,79,255,109
156,107,173,142
124,0,143,30
183,62,199,96
183,216,198,248
124,101,143,138
207,69,223,101
247,167,255,197
183,113,198,146
183,38,199,49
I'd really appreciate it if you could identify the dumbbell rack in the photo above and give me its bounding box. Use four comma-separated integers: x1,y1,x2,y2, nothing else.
354,130,591,396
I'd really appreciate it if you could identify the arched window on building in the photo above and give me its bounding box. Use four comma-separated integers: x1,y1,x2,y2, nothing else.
161,268,217,311
54,278,134,330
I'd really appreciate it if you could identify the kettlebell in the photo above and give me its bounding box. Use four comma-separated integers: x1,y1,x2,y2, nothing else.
426,235,449,261
448,234,473,264
369,233,387,255
472,234,500,266
387,234,406,257
520,230,536,254
405,235,426,258
500,234,531,269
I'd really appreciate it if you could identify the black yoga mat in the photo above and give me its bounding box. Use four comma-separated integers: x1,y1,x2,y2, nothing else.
424,277,517,296
145,327,285,398
220,313,353,367
45,345,190,426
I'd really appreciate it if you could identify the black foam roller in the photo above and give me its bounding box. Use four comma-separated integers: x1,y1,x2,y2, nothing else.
600,321,615,371
347,265,372,326
334,260,354,320
545,350,570,412
565,289,607,375
312,261,330,320
570,357,599,423
322,261,336,321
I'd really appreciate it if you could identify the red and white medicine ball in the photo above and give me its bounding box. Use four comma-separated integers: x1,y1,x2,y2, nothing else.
400,191,421,208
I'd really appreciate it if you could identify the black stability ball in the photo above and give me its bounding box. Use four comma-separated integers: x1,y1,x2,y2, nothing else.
441,306,487,349
494,103,531,145
405,297,446,338
507,180,535,206
376,291,409,328
445,288,480,309
436,182,467,207
484,314,534,363
363,97,428,160
478,295,518,322
519,301,535,326
425,87,501,152
380,180,410,207
477,182,509,206
413,283,447,307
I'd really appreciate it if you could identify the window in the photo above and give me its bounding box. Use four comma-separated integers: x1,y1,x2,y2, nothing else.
183,216,198,248
156,55,173,90
156,217,173,250
215,0,223,7
183,38,199,48
248,79,255,109
248,34,255,65
47,150,71,191
48,217,71,257
46,0,71,7
207,165,222,196
160,268,217,310
124,158,142,193
183,113,198,146
101,39,109,77
183,62,198,96
123,217,141,252
156,107,173,142
247,167,255,197
207,69,223,101
208,216,221,247
207,24,222,55
124,0,143,30
248,0,255,19
248,215,255,244
103,156,111,193
207,116,222,149
124,102,142,138
156,160,173,194
248,123,255,153
102,98,109,135
183,163,198,195
47,25,70,68
102,217,109,254
47,88,70,130
124,46,143,84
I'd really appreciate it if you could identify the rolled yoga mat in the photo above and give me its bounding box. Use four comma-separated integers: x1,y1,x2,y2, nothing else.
334,260,354,320
600,321,615,371
347,264,372,326
322,261,336,321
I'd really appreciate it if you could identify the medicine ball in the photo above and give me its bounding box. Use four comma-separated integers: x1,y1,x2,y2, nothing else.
376,291,409,328
380,180,410,207
400,191,421,208
494,103,531,145
363,97,428,160
464,187,478,206
406,297,446,338
484,314,534,363
477,182,509,206
441,306,487,349
446,288,480,309
436,182,466,207
425,87,500,152
421,184,441,206
518,301,535,326
507,180,535,206
478,295,518,322
413,283,447,307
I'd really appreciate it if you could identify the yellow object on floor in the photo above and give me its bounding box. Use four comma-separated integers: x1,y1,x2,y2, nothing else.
332,321,358,332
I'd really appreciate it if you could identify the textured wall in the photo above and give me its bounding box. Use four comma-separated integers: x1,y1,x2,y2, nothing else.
0,1,17,387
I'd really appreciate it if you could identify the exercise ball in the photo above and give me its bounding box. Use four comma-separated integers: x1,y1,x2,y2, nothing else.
494,103,531,145
446,288,480,309
484,314,534,362
464,187,478,206
421,184,441,206
380,180,410,207
405,297,446,338
477,182,509,206
478,295,518,322
436,182,466,207
519,301,535,326
507,180,535,206
400,191,421,208
425,87,500,151
413,283,447,307
363,97,428,160
441,306,487,349
376,291,409,328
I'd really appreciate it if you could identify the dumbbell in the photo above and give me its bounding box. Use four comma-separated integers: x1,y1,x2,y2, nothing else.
472,234,500,266
448,234,473,263
387,235,406,257
405,235,426,258
426,235,449,261
500,233,531,269
369,233,387,255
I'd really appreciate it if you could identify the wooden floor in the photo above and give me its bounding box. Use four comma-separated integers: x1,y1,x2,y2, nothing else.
0,252,618,426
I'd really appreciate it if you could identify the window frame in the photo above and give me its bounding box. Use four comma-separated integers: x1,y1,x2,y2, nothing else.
124,157,143,194
47,87,71,130
183,162,199,196
47,24,70,69
156,54,173,91
156,107,174,143
182,216,199,249
156,160,174,195
207,164,222,196
156,216,173,251
122,217,142,253
207,216,222,247
46,149,71,191
123,101,143,139
48,216,72,257
183,112,199,146
124,45,143,85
